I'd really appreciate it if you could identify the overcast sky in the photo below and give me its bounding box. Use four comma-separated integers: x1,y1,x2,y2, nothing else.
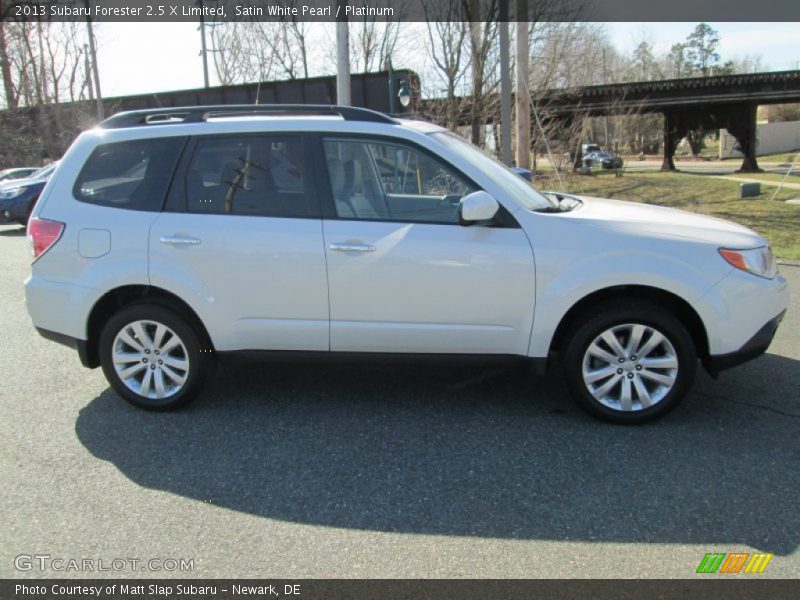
94,22,800,98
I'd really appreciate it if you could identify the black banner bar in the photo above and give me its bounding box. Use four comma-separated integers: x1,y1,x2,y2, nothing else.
2,0,800,22
3,579,800,600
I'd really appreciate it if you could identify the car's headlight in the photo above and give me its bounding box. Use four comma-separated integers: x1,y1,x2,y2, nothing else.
719,246,778,279
0,186,26,199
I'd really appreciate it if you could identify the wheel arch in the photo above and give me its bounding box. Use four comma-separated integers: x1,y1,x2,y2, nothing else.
84,285,213,368
548,285,709,362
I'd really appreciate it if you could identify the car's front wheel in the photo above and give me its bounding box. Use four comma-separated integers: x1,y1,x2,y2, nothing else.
562,299,697,424
99,304,212,410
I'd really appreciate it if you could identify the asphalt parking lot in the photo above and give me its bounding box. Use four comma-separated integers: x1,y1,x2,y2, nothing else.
1,221,798,579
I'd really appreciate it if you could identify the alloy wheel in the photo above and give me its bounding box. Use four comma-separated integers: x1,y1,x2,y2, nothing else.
581,323,679,412
112,319,190,399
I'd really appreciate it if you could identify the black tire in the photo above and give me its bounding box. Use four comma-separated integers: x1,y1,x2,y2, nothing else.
99,304,213,410
561,299,697,424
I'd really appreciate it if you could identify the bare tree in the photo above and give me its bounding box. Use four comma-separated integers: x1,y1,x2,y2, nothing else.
349,20,403,74
0,16,95,163
0,21,18,108
209,23,256,85
762,103,800,123
462,0,498,145
262,19,309,80
210,11,312,85
422,2,469,130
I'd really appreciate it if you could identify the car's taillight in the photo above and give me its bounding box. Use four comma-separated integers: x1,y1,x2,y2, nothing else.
27,217,65,261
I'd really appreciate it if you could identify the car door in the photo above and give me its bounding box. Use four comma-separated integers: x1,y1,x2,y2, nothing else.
149,133,329,352
317,135,536,355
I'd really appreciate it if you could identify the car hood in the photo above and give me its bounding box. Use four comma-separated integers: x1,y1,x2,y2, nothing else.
566,195,764,248
0,179,24,191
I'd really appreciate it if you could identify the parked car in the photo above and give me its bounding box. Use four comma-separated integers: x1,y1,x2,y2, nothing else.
0,167,39,183
24,105,788,423
581,143,602,156
0,162,59,226
585,151,624,170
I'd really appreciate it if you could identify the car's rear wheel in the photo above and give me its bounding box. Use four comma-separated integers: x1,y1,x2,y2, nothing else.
562,299,697,424
99,304,212,410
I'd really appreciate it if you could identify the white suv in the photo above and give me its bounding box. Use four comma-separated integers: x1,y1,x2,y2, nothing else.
24,105,789,423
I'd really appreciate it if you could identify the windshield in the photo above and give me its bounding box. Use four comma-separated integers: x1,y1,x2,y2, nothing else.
430,131,557,211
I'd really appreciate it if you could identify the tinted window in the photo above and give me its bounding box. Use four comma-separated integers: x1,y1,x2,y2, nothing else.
74,138,185,211
323,138,475,224
184,135,312,217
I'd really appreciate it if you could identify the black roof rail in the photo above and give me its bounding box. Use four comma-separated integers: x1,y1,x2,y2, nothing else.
99,104,398,129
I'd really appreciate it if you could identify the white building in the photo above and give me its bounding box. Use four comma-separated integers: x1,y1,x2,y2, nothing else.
719,120,800,159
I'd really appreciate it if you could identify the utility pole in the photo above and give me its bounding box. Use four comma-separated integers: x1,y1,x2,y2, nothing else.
498,5,512,166
198,0,210,88
602,48,609,148
514,1,530,170
84,0,103,120
335,1,350,106
84,44,94,101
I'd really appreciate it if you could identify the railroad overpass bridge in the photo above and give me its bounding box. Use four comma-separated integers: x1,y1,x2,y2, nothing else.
417,70,800,172
536,70,800,172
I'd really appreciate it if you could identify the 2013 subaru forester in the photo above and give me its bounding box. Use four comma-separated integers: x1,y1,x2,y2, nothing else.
24,105,789,423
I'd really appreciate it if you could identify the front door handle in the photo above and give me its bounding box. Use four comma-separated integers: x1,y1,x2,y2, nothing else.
160,235,202,246
329,242,376,253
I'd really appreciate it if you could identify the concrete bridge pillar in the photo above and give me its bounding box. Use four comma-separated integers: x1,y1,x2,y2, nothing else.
660,111,685,171
726,103,762,173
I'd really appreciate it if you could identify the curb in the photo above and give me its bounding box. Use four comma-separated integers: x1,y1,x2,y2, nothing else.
778,260,800,268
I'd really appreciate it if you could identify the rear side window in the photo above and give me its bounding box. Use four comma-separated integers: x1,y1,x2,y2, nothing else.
183,135,313,217
74,137,185,211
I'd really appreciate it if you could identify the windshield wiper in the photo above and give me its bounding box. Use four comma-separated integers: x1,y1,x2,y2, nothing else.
536,191,582,213
534,205,565,213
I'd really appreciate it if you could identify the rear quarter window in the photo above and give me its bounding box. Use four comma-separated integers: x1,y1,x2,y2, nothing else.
73,137,186,211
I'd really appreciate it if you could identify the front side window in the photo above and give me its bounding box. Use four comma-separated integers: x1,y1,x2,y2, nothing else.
74,138,185,211
323,138,475,224
184,135,312,217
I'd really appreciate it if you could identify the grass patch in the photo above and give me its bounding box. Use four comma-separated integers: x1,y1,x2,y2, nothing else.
537,171,800,260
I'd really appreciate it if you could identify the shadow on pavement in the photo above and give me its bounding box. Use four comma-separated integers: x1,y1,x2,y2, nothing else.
0,226,25,236
76,353,800,554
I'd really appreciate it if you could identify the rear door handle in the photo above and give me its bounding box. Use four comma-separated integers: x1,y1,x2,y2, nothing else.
160,235,202,246
329,242,375,253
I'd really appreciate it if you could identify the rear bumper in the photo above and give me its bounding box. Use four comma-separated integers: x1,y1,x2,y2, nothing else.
25,274,99,346
704,310,785,375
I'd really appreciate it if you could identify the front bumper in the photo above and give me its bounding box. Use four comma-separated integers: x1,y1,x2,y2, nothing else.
695,268,789,356
704,310,785,374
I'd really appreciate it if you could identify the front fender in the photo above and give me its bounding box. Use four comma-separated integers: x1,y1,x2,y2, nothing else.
520,213,731,357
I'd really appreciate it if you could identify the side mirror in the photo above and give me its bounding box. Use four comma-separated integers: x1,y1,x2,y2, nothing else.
458,191,500,226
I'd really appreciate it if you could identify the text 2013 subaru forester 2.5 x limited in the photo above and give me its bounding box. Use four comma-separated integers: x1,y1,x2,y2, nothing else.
24,105,789,423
